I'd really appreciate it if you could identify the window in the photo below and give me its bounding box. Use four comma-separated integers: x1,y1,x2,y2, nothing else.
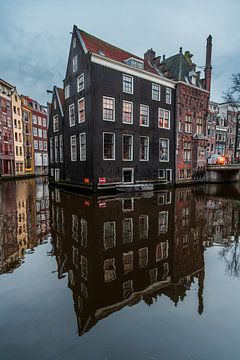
122,168,133,183
140,104,149,126
158,211,168,234
42,118,46,127
158,169,165,179
70,135,77,161
69,104,75,127
159,138,169,162
122,135,133,161
139,136,149,161
184,141,191,161
104,258,116,283
39,140,43,150
123,252,133,274
122,218,133,244
54,136,58,162
81,218,88,247
186,169,191,179
38,128,43,138
73,55,77,72
179,169,185,179
33,115,37,124
156,241,169,261
65,85,70,99
53,115,59,132
32,127,37,137
78,98,85,123
59,135,63,162
185,115,192,133
38,116,42,126
123,74,133,94
152,83,160,101
166,88,172,104
43,129,47,138
19,146,22,156
34,140,38,150
16,146,19,156
122,101,133,124
103,222,116,249
50,137,53,163
103,132,115,160
77,74,84,92
139,215,149,240
44,142,47,151
79,133,86,161
158,108,170,129
197,116,203,134
103,97,115,121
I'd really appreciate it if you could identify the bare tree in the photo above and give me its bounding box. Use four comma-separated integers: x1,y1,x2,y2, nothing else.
224,73,240,106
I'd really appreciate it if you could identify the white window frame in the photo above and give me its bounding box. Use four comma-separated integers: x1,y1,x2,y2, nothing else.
140,104,149,127
77,73,84,92
158,108,170,129
73,55,77,72
103,96,115,122
70,135,77,162
122,134,133,161
159,138,169,162
69,103,75,127
152,83,160,101
122,100,133,124
78,97,85,123
139,136,149,161
79,132,86,161
103,132,115,160
122,168,134,183
166,88,172,104
123,74,133,94
65,85,70,99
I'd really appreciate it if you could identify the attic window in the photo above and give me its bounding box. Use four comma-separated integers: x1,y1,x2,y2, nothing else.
99,50,105,56
125,58,144,69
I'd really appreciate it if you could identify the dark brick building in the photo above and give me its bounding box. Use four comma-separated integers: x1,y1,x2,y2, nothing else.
49,26,176,191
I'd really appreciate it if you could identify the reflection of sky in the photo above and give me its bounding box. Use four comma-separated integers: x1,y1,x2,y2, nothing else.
1,0,240,104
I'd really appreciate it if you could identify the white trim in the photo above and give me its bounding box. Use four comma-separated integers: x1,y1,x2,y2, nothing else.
122,168,134,183
91,53,175,89
122,100,133,124
166,169,172,182
139,136,149,161
152,83,161,101
77,73,84,92
165,88,172,105
103,132,115,160
64,85,70,100
69,103,75,127
158,108,170,129
70,135,77,162
75,27,88,54
79,132,86,161
78,97,85,123
159,138,169,162
122,134,133,161
123,74,134,94
103,96,115,122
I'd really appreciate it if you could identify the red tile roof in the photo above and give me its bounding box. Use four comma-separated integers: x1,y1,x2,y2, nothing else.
78,29,159,75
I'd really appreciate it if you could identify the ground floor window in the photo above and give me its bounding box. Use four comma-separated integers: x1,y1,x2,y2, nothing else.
158,169,165,179
179,169,185,179
122,168,134,183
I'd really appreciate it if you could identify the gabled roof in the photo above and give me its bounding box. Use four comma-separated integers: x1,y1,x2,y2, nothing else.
76,27,159,76
54,86,64,117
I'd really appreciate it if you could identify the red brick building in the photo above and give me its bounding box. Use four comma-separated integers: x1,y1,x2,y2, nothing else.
0,79,14,176
159,36,212,183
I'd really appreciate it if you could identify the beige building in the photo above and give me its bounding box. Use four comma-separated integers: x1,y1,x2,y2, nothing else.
12,88,25,175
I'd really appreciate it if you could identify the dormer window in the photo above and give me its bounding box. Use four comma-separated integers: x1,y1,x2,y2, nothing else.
125,58,144,69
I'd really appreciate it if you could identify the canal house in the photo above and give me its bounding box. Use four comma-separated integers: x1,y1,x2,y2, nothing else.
48,25,176,191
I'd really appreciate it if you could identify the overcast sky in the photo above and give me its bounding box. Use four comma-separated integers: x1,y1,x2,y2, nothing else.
1,0,239,105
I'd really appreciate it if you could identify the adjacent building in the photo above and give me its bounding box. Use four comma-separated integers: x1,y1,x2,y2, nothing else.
12,88,25,175
21,96,34,175
0,79,14,176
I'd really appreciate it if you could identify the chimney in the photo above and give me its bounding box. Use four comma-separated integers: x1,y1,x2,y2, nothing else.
144,48,156,64
153,56,161,66
205,34,212,92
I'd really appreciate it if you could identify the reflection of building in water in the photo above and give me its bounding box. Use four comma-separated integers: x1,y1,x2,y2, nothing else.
0,180,50,274
204,198,240,247
50,187,206,335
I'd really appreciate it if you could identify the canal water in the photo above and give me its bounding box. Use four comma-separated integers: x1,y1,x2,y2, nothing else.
1,179,240,360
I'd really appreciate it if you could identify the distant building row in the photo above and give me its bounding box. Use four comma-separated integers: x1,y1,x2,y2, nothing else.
0,79,48,177
49,26,213,190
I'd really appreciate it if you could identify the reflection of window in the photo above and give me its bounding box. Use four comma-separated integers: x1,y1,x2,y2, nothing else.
122,218,133,244
123,280,133,299
156,241,169,262
72,246,78,267
123,251,133,274
149,267,158,284
162,262,169,280
104,258,116,282
69,270,75,286
72,214,78,240
139,215,149,239
81,283,88,298
158,211,168,234
158,193,165,205
122,198,134,212
81,218,88,247
139,247,148,268
159,138,169,162
103,222,116,249
80,255,88,280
